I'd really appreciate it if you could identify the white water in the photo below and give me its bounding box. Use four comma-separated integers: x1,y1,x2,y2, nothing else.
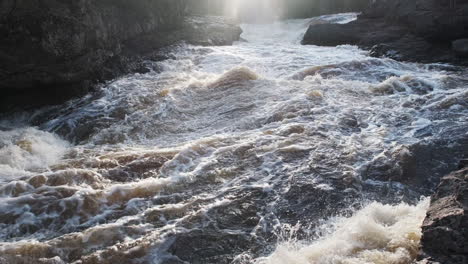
0,14,467,263
257,199,430,264
0,128,69,180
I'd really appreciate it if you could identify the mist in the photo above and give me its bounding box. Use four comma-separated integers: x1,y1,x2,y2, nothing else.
186,0,370,21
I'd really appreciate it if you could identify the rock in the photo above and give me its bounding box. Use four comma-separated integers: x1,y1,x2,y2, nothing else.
418,168,468,264
459,159,468,169
302,0,468,65
452,39,468,58
0,0,186,112
301,22,363,46
0,2,242,113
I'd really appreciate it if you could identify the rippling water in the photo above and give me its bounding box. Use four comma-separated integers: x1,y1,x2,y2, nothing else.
1,14,467,264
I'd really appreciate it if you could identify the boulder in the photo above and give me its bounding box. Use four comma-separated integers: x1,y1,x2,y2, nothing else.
302,0,468,65
417,167,468,264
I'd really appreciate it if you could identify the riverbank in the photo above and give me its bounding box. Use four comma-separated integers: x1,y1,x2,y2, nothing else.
418,165,468,264
0,1,242,113
302,0,468,65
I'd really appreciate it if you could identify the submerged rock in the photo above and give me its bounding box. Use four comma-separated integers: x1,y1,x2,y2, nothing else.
418,167,468,264
302,0,468,65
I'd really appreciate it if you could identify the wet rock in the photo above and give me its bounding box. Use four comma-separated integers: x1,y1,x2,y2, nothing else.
362,136,468,192
302,0,468,65
418,168,468,264
452,39,468,58
168,229,253,264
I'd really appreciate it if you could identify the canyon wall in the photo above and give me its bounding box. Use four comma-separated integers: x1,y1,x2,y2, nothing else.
0,0,187,112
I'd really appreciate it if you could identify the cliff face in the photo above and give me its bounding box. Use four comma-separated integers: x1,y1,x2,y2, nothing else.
0,0,186,112
302,0,468,64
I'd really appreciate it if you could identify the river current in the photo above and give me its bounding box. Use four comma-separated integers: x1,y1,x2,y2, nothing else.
0,14,467,264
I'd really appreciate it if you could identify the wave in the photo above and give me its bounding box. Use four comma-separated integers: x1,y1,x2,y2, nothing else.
258,199,429,264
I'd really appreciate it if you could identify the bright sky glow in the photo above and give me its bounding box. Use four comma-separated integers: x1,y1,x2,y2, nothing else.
224,0,282,21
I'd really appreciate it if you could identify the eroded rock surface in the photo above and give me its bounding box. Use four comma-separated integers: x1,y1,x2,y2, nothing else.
0,1,242,113
302,0,468,64
418,167,468,264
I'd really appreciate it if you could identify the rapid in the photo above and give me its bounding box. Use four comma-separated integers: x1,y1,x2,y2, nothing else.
0,14,467,264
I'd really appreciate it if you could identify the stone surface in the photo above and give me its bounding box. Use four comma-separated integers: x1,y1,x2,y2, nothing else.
417,167,468,264
0,0,185,112
302,0,468,64
0,1,242,113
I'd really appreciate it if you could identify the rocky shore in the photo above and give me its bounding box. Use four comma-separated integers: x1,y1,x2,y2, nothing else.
418,164,468,264
0,1,242,113
302,0,468,64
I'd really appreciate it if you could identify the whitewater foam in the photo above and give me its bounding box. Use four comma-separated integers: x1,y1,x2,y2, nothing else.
257,199,430,264
0,128,69,180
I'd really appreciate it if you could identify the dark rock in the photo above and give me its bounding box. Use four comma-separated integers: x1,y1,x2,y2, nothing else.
452,39,468,58
418,168,468,264
0,2,242,113
362,135,468,193
0,0,186,112
459,159,468,169
302,0,468,65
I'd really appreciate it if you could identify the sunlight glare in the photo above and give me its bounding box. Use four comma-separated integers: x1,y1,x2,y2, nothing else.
224,0,282,22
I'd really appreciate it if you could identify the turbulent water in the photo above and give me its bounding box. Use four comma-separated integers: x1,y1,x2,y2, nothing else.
1,14,467,264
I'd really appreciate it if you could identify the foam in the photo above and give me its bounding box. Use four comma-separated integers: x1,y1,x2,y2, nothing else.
0,128,69,180
258,199,430,264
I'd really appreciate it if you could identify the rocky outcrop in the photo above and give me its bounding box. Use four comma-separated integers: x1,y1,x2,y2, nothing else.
0,1,242,113
302,0,468,64
0,0,185,112
417,165,468,264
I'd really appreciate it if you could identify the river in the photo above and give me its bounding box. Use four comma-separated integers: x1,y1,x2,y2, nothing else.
0,14,467,264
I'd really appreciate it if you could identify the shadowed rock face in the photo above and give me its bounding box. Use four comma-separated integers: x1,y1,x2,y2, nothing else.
0,0,186,112
418,167,468,264
302,0,468,64
0,1,242,113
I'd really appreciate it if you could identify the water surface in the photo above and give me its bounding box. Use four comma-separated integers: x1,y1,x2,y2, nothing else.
1,14,467,264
